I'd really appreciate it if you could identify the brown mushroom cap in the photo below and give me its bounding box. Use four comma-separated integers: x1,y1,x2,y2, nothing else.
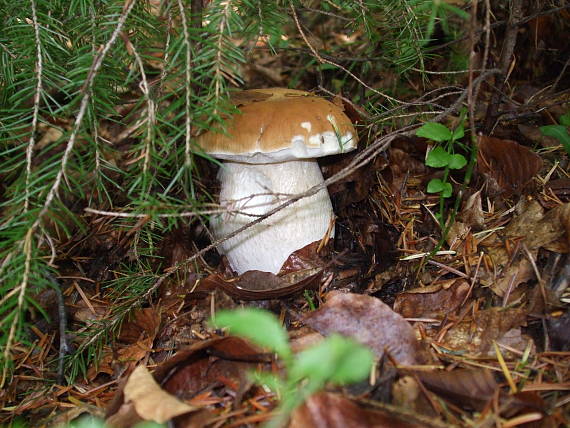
196,88,358,163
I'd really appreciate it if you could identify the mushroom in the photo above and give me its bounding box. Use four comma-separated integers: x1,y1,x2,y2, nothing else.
197,88,358,274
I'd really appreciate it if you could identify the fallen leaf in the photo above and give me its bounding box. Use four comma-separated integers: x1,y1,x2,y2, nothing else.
441,307,532,357
393,280,470,319
106,337,269,427
303,292,431,366
482,200,569,296
477,135,542,195
289,392,427,428
123,365,197,423
459,190,485,229
418,369,498,410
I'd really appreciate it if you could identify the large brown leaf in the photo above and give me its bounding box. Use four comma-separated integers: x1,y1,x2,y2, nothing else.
289,392,428,428
477,135,542,194
303,292,431,366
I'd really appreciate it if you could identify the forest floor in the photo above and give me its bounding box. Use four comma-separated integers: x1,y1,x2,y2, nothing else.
2,3,570,428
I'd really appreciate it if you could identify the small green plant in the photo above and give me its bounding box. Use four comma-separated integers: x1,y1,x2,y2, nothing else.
540,112,570,156
416,119,467,226
211,308,374,428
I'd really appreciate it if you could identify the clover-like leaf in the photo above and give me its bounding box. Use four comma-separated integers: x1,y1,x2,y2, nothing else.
427,178,452,198
426,146,451,168
211,308,291,361
417,122,453,142
448,153,467,169
290,334,373,386
452,123,465,140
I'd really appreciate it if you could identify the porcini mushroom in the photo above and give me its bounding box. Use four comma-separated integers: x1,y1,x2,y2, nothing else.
197,88,358,274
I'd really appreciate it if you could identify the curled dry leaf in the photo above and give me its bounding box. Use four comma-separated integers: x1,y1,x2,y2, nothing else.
303,292,430,366
106,337,269,427
191,241,325,300
459,190,485,229
418,368,498,410
477,135,542,195
196,268,323,300
123,365,197,423
289,392,428,428
393,280,469,319
482,200,570,296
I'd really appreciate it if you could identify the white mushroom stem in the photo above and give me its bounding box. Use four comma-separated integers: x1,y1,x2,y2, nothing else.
211,159,334,274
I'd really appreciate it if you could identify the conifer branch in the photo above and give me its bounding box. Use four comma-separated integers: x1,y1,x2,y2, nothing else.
24,0,43,213
177,0,193,169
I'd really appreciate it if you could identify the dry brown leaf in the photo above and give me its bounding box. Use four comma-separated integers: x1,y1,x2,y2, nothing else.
106,337,268,427
482,200,569,296
196,268,322,300
459,190,485,229
123,365,197,423
418,369,498,410
289,392,427,428
477,135,542,195
393,280,470,319
118,307,160,344
303,292,430,365
441,307,532,357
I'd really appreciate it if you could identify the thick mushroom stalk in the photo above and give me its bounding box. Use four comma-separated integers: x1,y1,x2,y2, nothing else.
211,159,332,274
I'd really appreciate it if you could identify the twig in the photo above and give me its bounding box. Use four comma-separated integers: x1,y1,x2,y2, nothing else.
483,0,524,132
46,273,69,385
1,229,33,387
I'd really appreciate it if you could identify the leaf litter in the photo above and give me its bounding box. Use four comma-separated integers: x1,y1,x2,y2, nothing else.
3,4,570,428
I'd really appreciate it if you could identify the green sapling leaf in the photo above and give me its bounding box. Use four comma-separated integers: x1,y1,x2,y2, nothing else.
416,122,453,142
426,146,451,167
427,178,453,197
211,309,292,361
540,125,570,155
328,339,374,384
448,153,467,169
540,125,570,144
452,123,464,140
559,112,570,127
289,334,373,386
251,371,285,396
427,178,445,193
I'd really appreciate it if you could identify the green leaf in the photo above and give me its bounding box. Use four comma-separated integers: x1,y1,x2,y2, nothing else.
426,146,451,167
448,154,467,169
416,122,452,142
452,123,464,140
427,178,453,197
328,340,374,384
251,371,285,395
290,334,373,385
211,309,291,360
441,182,453,198
559,113,570,127
540,125,570,155
427,178,445,193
